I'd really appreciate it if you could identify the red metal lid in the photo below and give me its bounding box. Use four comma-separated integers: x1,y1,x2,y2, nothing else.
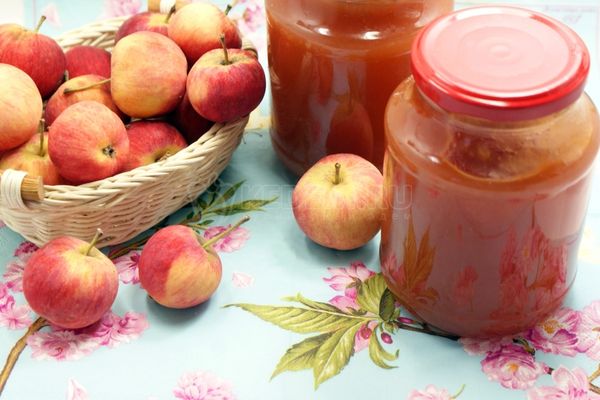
411,6,590,121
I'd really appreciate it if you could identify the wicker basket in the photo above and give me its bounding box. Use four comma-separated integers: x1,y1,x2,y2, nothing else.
0,17,251,248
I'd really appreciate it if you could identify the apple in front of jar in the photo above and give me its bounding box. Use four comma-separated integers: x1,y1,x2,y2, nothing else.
111,31,187,118
187,39,266,123
48,101,129,184
23,230,118,329
168,3,241,65
292,154,383,250
65,46,111,79
0,130,64,185
0,17,66,98
139,217,249,309
0,64,43,151
124,121,187,170
45,74,125,126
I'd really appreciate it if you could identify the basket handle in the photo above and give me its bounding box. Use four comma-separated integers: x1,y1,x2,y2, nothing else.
0,169,45,207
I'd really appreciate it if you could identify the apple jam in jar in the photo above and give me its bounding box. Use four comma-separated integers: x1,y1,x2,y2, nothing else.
266,0,453,175
381,6,600,337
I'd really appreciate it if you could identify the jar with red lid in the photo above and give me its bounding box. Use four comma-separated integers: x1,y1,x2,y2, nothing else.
381,6,600,337
266,0,454,176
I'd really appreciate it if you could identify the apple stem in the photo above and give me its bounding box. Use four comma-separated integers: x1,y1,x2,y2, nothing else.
202,216,250,250
34,15,46,33
85,228,103,256
63,78,111,95
224,4,233,15
37,120,45,157
0,317,47,395
165,4,177,23
220,34,231,66
334,163,342,185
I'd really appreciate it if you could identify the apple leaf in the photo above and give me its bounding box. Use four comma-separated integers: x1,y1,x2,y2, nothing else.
357,274,388,315
379,288,396,323
271,333,331,379
313,322,363,389
226,303,367,334
368,326,399,369
210,198,278,216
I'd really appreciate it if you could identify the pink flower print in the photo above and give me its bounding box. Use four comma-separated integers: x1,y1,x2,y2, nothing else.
114,251,141,285
83,312,148,348
231,271,254,288
527,366,600,400
324,262,376,298
27,331,100,361
13,241,38,260
174,370,236,400
407,385,452,400
41,3,61,28
102,0,142,18
203,225,250,253
526,307,581,356
67,379,89,400
354,321,377,353
459,336,514,356
481,344,547,390
330,295,359,312
237,1,265,34
3,260,25,292
577,300,600,360
0,220,5,228
0,305,32,330
0,282,15,313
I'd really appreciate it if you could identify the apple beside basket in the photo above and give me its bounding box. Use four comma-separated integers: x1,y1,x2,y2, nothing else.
0,16,254,248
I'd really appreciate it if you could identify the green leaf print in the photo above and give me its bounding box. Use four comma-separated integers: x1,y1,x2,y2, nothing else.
313,322,363,389
271,333,331,379
368,326,399,370
211,180,245,207
357,274,388,315
210,199,278,216
379,289,396,322
282,294,344,313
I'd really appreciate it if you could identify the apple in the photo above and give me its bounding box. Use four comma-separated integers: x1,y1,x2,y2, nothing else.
45,74,125,126
111,31,187,118
64,46,111,79
115,9,176,43
139,217,249,309
171,92,214,143
168,3,241,65
0,64,43,151
0,129,64,185
292,154,383,250
0,16,66,98
187,38,266,123
48,101,129,184
23,230,118,329
124,121,187,170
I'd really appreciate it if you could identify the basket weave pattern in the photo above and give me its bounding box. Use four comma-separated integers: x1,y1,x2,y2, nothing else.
0,17,248,247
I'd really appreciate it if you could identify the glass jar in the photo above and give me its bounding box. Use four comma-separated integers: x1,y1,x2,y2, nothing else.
266,0,454,176
381,6,600,337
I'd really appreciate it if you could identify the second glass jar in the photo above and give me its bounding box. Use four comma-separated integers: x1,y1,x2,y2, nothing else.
266,0,454,175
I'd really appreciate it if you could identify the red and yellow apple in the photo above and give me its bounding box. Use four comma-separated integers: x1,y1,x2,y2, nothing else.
0,63,43,151
111,31,187,118
168,3,241,65
23,231,118,329
45,74,124,126
292,154,383,250
48,101,129,184
171,92,214,143
187,42,265,123
0,17,66,98
0,130,64,185
139,217,249,309
124,121,187,170
115,11,173,43
65,45,111,79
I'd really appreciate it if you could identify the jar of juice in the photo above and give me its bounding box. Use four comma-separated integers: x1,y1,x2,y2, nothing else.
266,0,454,175
381,6,600,337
